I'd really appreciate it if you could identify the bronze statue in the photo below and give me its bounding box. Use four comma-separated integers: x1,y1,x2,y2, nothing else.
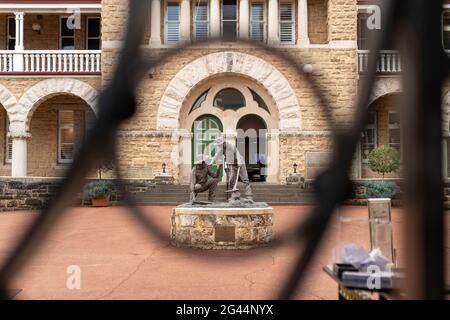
190,155,222,203
211,136,254,204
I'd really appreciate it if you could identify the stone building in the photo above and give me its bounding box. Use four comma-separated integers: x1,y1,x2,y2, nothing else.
0,0,449,190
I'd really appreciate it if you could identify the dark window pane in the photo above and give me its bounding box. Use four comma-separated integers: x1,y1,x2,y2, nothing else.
389,113,400,125
222,21,237,41
61,18,74,37
61,38,75,50
88,18,100,37
190,89,210,113
214,88,245,110
87,39,100,50
223,0,237,20
8,39,15,50
249,88,270,113
8,17,15,37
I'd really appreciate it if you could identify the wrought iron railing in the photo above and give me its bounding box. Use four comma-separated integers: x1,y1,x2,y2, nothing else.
0,0,447,300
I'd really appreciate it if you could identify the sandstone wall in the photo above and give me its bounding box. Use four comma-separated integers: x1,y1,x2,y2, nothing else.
308,0,329,44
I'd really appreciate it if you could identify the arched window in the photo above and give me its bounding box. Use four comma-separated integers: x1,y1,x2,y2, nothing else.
189,89,210,114
249,88,270,114
213,88,245,111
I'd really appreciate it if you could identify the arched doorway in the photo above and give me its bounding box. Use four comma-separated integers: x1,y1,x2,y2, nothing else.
179,75,280,184
361,93,402,179
236,114,267,182
27,94,95,177
191,114,223,180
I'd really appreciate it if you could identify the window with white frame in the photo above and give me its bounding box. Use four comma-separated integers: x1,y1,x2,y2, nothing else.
388,111,401,154
222,0,238,42
193,2,209,41
165,2,181,43
5,117,12,164
7,16,15,50
250,2,266,42
279,2,295,44
58,111,75,163
60,17,75,50
86,17,101,50
361,111,376,163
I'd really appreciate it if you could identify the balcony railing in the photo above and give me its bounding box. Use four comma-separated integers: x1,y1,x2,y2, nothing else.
0,50,101,74
0,52,13,72
358,50,402,74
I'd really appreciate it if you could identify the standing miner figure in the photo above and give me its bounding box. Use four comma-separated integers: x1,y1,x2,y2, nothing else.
211,135,254,204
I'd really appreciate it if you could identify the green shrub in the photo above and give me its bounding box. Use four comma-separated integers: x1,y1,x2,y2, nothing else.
83,181,113,201
365,180,397,199
368,145,400,179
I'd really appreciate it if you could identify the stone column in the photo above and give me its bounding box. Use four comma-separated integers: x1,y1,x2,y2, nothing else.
14,12,24,50
178,129,193,183
180,0,191,42
11,134,30,177
266,130,280,183
210,0,221,39
267,0,279,44
149,0,162,46
239,0,250,40
13,12,25,72
298,0,310,47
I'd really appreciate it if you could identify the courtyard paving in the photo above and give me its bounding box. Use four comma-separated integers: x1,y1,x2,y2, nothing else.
0,205,448,300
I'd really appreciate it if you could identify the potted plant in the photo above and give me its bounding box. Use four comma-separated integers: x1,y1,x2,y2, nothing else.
83,180,114,207
366,145,400,199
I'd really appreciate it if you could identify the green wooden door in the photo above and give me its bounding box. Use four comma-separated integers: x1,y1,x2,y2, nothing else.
192,115,223,180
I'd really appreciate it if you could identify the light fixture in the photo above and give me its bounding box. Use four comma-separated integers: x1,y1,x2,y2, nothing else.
162,162,166,174
32,23,41,34
293,163,298,174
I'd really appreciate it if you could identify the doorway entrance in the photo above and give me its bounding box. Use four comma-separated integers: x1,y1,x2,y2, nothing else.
191,114,224,180
236,114,267,182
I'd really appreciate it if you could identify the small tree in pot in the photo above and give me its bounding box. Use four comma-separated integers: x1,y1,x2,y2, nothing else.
97,159,115,179
83,180,114,207
82,159,116,207
366,145,400,199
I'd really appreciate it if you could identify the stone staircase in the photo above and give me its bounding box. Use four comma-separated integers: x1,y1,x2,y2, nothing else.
129,183,317,205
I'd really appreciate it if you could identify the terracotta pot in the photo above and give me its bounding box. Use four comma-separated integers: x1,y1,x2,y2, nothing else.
91,196,110,207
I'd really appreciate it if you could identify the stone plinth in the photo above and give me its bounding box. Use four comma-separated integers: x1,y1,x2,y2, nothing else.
171,204,274,249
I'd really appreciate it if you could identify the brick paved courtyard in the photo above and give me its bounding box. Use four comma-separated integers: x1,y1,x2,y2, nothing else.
0,206,448,300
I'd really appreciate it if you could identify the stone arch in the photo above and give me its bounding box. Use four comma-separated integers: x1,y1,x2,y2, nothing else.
369,77,402,105
0,85,22,137
0,85,18,113
16,78,99,133
157,51,301,131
